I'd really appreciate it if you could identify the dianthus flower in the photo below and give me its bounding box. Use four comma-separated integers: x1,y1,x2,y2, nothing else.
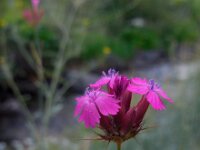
74,89,120,128
74,69,173,149
23,0,44,26
128,78,173,110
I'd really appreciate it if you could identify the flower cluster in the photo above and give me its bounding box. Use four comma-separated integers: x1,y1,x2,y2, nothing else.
74,69,173,145
23,0,44,26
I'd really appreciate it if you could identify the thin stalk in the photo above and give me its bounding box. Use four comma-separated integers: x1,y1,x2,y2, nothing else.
1,28,38,143
117,142,122,150
31,28,45,112
11,27,35,70
1,62,37,142
42,1,79,141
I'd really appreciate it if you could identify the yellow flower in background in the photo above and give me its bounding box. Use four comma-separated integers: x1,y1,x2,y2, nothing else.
82,18,90,27
103,46,111,55
0,19,6,28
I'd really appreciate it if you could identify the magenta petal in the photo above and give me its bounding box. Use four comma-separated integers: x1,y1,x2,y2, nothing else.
74,96,86,116
109,75,117,89
95,94,120,116
128,77,149,95
131,77,148,85
146,91,166,110
32,0,40,9
127,85,148,95
23,10,33,20
156,88,174,103
32,0,40,5
79,102,100,128
90,76,110,88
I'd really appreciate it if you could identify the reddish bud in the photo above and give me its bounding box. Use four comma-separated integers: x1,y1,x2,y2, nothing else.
134,96,149,127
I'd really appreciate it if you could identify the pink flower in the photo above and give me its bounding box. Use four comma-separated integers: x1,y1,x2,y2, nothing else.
23,0,43,26
90,69,118,89
128,77,173,110
23,9,43,26
74,69,174,148
74,89,120,128
32,0,40,11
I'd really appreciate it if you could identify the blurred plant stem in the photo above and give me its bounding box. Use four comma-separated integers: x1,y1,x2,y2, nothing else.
41,2,83,150
0,28,38,142
1,0,87,149
11,26,36,70
43,0,79,138
32,24,45,118
117,142,122,150
1,61,37,143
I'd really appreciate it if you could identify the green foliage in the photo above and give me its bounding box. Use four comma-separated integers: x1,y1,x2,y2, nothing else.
109,38,134,59
81,26,162,60
1,0,200,61
81,33,134,60
81,33,107,60
172,20,199,42
19,24,59,53
0,0,27,24
120,27,161,50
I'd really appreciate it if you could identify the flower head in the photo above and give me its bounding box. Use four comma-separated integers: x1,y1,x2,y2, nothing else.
74,88,120,128
90,68,118,89
23,0,43,26
74,69,174,147
128,77,174,110
32,0,40,10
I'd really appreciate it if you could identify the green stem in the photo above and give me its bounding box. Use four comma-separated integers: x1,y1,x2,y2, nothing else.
2,62,37,142
117,142,121,150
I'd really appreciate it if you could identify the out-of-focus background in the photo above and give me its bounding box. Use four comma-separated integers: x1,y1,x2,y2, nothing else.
0,0,200,150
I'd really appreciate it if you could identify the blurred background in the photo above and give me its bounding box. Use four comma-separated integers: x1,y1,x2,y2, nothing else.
0,0,200,149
